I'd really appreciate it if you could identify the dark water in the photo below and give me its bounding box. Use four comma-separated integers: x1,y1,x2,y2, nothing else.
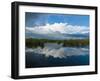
25,52,89,68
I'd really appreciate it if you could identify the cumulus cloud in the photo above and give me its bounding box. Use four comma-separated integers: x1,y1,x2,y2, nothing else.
26,23,89,35
26,43,89,59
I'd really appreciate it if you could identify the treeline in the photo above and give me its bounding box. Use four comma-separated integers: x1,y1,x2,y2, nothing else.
26,38,89,48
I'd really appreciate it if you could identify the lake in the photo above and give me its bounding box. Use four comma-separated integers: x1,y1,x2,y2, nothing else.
25,43,89,68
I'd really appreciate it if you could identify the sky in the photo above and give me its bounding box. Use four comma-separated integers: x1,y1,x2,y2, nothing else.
25,12,89,27
25,12,89,39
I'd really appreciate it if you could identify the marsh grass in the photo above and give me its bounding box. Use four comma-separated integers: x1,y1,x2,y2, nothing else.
26,38,89,48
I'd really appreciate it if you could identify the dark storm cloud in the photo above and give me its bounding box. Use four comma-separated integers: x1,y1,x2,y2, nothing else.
25,12,47,27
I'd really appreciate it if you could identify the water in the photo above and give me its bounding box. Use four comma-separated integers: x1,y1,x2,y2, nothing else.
25,43,89,68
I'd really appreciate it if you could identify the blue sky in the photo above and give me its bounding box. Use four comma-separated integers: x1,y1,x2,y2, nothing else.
25,12,89,27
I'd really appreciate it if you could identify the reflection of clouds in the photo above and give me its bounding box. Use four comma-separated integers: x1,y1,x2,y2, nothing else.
26,43,89,58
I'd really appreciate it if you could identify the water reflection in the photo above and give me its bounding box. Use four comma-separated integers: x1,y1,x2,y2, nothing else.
26,43,89,58
26,43,89,68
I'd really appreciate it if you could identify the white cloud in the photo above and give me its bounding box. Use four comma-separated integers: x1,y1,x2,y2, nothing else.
26,43,89,59
26,23,89,35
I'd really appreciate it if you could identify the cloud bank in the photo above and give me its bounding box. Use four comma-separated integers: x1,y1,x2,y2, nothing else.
26,23,89,34
26,23,89,39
